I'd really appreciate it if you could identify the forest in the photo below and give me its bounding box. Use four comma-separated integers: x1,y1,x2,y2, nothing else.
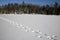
0,1,60,15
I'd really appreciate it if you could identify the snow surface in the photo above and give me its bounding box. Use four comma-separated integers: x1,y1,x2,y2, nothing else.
0,14,60,40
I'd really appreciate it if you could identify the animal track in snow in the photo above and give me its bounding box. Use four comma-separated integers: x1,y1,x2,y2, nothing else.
0,17,58,40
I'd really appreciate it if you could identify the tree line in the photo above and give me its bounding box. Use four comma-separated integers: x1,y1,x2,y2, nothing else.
0,1,60,15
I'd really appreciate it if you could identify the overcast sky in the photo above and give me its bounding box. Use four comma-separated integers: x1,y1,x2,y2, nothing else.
0,0,60,6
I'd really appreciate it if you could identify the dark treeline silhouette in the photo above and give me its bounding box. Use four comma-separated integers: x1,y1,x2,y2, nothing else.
0,1,60,15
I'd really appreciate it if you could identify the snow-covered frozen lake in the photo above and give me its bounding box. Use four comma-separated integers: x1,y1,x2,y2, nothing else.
0,14,60,40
